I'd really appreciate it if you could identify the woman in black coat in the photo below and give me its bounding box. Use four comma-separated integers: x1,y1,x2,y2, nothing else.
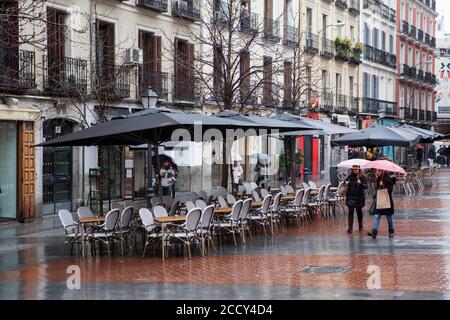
345,165,368,234
368,169,396,239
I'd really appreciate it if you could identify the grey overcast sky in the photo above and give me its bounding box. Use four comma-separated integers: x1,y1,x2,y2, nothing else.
437,0,450,35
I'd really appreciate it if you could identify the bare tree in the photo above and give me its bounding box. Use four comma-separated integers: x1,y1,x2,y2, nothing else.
163,0,289,187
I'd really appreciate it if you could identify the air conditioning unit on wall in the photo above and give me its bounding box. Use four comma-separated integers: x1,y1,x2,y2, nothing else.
126,48,143,64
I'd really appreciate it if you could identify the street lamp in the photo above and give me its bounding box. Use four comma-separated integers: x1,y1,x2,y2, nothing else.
141,87,159,208
318,22,345,36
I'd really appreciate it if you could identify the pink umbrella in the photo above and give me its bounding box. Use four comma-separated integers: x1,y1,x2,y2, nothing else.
361,160,407,175
337,159,370,168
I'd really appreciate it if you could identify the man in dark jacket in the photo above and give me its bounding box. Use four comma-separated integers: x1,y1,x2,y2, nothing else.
345,165,368,233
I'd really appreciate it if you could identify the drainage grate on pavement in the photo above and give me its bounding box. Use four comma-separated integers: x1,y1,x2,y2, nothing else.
299,265,351,274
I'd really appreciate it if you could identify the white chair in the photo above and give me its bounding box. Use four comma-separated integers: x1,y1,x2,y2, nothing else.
268,193,282,234
285,184,295,194
217,186,228,198
58,209,81,255
216,200,243,246
198,190,209,200
165,208,202,259
280,185,288,196
250,182,258,191
239,198,253,242
302,182,309,190
169,200,180,216
185,201,196,212
308,181,318,189
190,191,199,202
195,199,207,210
198,205,216,255
302,188,313,221
77,206,93,220
260,188,270,198
217,196,229,208
152,205,169,219
139,208,161,258
116,206,134,255
251,194,272,236
87,208,120,257
283,189,305,226
252,190,261,201
227,194,237,205
243,182,253,195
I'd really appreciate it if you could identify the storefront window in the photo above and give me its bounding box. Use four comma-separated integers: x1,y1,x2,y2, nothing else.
99,146,123,199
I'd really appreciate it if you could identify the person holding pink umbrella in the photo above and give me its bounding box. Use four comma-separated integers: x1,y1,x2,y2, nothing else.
344,165,368,234
367,169,397,239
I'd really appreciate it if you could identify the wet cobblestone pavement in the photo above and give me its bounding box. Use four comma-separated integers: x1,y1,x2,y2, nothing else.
1,170,450,299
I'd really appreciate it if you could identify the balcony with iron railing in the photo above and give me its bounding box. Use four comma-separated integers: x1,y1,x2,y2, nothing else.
411,108,418,120
93,64,131,99
364,1,397,24
362,97,397,116
305,32,319,54
410,25,417,40
426,110,432,122
139,69,169,100
401,64,412,78
425,72,437,85
213,0,229,25
417,69,424,81
335,94,347,113
264,18,281,42
419,109,425,121
336,0,348,10
432,111,437,121
349,97,360,114
410,66,417,79
136,0,168,12
172,0,201,21
240,12,259,34
321,91,334,112
348,0,360,15
321,38,334,58
43,56,88,96
374,48,388,65
425,33,430,45
322,0,334,3
402,21,409,35
417,29,424,42
0,48,36,91
283,25,298,47
173,75,197,102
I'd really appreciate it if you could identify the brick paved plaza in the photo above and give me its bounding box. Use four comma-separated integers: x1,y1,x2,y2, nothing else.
1,170,450,300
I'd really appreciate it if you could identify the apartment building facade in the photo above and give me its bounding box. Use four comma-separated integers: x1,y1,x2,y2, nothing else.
396,0,438,129
0,0,204,221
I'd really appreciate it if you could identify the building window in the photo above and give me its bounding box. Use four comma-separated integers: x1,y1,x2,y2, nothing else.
99,146,123,200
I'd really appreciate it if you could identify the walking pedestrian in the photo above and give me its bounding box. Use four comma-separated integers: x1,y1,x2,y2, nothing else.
345,165,368,233
368,169,396,239
428,145,436,167
416,145,424,167
231,160,243,196
254,160,264,186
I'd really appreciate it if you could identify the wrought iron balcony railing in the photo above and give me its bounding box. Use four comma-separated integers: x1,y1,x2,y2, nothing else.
321,38,334,58
336,0,348,10
348,0,360,15
240,12,259,34
264,18,280,42
43,56,88,95
402,20,409,35
363,0,396,23
410,25,417,39
362,97,397,116
419,109,425,121
283,25,298,47
336,94,347,112
172,0,201,21
173,75,197,102
0,48,36,91
136,0,168,12
349,97,359,114
94,64,131,99
139,69,169,100
305,32,319,54
321,91,334,112
417,29,424,42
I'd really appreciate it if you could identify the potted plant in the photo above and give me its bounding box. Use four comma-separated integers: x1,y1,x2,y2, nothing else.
335,37,352,61
351,42,364,63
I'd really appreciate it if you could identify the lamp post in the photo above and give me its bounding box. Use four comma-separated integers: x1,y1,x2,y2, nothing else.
141,87,159,208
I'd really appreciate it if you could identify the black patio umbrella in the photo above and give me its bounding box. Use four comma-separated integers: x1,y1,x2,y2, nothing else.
273,112,357,135
331,125,421,147
400,124,444,142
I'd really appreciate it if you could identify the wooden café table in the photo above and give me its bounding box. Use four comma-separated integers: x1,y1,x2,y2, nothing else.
214,207,232,215
155,215,187,259
79,216,106,258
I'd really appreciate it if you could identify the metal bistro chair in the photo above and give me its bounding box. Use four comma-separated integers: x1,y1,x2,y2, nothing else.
217,196,229,208
88,208,120,257
198,205,216,255
216,200,243,246
140,208,161,258
267,193,282,235
195,199,207,210
239,198,253,242
260,188,270,198
285,184,295,195
250,194,272,236
252,190,261,202
58,209,82,256
164,208,202,259
283,189,305,226
227,194,237,205
116,206,134,255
